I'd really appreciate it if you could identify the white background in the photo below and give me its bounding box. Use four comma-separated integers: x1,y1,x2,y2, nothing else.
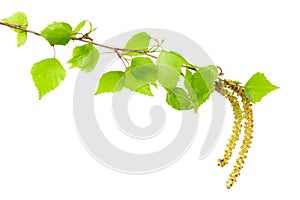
0,0,299,199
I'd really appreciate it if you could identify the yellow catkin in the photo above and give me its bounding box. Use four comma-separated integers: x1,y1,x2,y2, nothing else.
215,80,254,189
223,80,254,189
215,81,243,167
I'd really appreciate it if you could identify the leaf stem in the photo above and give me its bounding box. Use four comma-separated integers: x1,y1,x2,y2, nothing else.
217,66,224,76
181,65,197,71
113,49,128,68
51,45,56,58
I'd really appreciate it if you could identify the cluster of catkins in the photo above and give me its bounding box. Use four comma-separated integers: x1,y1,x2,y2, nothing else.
215,79,254,189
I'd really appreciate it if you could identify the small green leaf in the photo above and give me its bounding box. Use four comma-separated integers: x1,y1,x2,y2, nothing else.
2,12,28,47
2,12,28,33
124,73,153,96
124,32,151,56
17,31,27,47
73,20,86,33
166,87,193,110
41,22,73,45
31,58,66,99
245,72,279,103
90,27,97,34
129,57,158,83
68,44,100,72
95,71,125,94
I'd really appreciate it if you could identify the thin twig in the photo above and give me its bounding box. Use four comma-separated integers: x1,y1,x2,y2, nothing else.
0,21,158,59
100,51,116,54
0,21,41,36
72,38,157,58
113,49,127,68
1,21,223,75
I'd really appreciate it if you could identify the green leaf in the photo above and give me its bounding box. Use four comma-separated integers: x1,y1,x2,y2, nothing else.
131,57,154,68
157,65,180,89
134,84,153,96
191,71,210,110
245,72,279,103
156,50,183,73
169,51,195,68
31,58,66,99
184,68,193,86
17,31,27,47
73,20,86,33
195,65,219,93
166,87,193,110
156,50,187,89
68,44,100,72
95,71,125,94
2,12,28,33
124,73,153,96
185,66,218,112
41,22,73,45
129,57,158,83
2,12,28,47
124,32,151,56
184,69,198,111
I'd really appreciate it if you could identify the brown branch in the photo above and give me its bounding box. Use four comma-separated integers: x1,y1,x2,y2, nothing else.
1,21,223,75
71,38,158,59
0,21,41,36
0,21,158,59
